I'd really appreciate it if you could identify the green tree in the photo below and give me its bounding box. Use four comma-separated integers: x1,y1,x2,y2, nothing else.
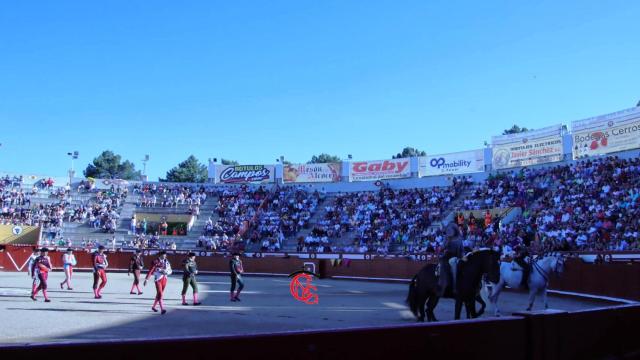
308,154,341,164
83,150,141,180
502,125,531,135
392,147,426,159
161,155,207,183
221,158,239,165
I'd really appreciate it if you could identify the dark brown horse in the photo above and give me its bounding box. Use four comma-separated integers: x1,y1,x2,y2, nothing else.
406,249,501,321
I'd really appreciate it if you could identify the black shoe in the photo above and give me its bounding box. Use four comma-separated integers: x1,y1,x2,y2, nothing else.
44,299,51,303
151,307,158,312
30,296,37,301
182,302,189,306
234,297,241,302
130,292,136,295
161,309,167,315
230,298,237,302
193,302,202,306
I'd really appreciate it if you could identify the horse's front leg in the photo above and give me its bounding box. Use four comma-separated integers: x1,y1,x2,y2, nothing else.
427,295,440,322
454,298,462,320
467,299,477,318
490,280,504,316
542,287,549,310
418,295,426,322
526,288,536,311
476,294,486,317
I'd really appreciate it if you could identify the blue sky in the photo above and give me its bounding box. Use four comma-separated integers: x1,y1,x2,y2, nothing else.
0,1,638,181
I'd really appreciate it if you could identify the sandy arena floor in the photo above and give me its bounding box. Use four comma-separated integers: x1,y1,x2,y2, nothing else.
0,271,618,345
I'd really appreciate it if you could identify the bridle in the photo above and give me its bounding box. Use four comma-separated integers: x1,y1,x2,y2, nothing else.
553,254,566,275
532,253,565,284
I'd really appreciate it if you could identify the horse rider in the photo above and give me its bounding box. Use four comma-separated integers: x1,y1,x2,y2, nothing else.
513,244,531,289
439,220,464,295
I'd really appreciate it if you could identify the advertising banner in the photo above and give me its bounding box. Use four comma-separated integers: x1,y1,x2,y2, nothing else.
571,107,640,159
0,174,68,187
418,150,485,177
215,165,275,184
348,158,411,182
283,163,341,183
491,125,564,169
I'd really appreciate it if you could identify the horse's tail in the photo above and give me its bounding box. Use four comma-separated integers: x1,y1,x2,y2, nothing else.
406,275,419,317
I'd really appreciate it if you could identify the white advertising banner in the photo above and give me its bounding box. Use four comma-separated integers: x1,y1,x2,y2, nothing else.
214,165,275,184
418,150,485,177
283,163,341,183
348,158,411,182
571,107,640,159
491,125,564,169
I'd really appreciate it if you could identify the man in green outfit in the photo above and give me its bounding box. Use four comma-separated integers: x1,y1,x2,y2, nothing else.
181,252,201,306
229,252,244,302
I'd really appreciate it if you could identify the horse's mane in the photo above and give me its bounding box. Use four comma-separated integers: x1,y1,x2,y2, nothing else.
468,248,494,257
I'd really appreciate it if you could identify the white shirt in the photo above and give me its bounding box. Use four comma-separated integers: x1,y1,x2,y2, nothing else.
62,253,77,266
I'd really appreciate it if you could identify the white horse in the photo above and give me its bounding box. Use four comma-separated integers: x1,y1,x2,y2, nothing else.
488,253,565,315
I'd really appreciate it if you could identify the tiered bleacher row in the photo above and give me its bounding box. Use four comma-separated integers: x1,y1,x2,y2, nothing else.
3,106,639,254
4,155,638,255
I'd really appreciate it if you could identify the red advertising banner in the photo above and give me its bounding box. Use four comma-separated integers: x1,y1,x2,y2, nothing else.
348,158,411,182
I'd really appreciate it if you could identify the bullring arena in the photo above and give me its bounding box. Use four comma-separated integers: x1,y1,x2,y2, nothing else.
2,107,640,359
1,246,639,359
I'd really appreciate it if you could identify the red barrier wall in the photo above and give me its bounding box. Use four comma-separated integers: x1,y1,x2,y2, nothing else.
2,306,640,359
0,317,528,360
2,246,639,301
515,305,640,360
548,258,640,300
322,257,427,279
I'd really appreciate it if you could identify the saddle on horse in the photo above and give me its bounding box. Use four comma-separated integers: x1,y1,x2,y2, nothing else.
436,256,465,297
513,256,531,290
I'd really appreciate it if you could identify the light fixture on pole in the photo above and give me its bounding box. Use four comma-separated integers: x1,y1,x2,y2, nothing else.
142,154,150,175
67,151,79,184
67,151,79,171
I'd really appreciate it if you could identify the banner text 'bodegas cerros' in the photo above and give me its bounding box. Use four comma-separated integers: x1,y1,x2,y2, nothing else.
572,107,640,159
491,125,563,169
348,158,411,182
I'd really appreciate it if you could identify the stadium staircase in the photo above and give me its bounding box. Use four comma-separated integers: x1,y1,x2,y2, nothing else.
58,191,129,247
278,194,337,253
118,194,220,250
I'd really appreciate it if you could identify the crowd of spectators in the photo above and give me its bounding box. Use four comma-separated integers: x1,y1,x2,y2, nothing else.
125,233,178,250
198,232,233,251
135,183,209,209
525,157,640,252
85,186,127,233
298,180,466,254
442,157,640,255
5,155,640,255
193,186,268,251
460,168,554,211
253,186,321,251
